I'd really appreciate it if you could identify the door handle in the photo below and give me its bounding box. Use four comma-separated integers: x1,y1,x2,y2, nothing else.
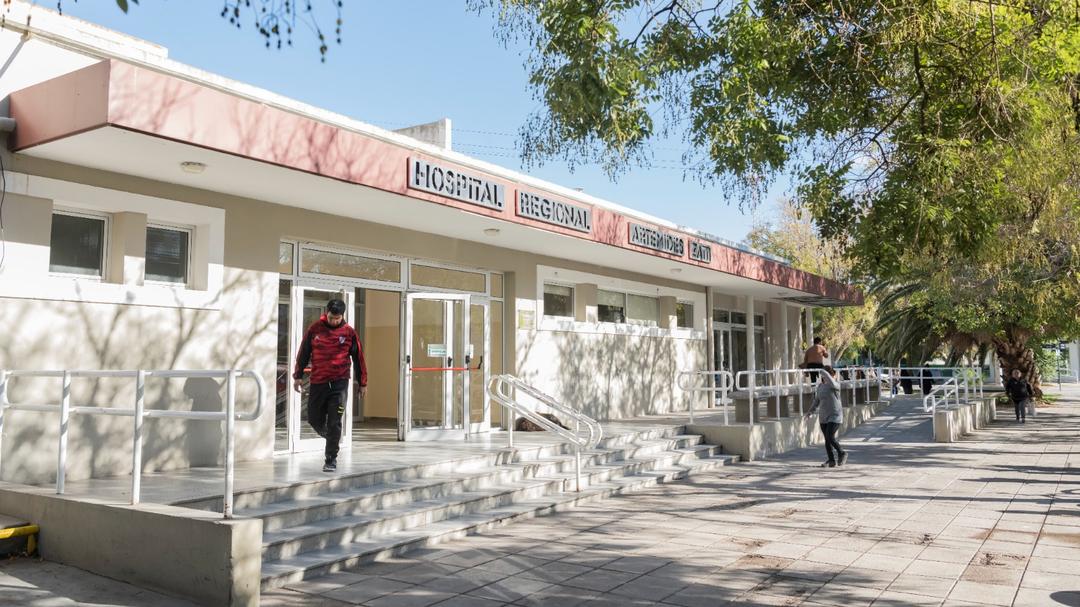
465,354,472,366
406,354,411,365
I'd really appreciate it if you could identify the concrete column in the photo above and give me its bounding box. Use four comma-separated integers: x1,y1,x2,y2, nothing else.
1069,341,1080,379
780,302,790,369
574,283,598,323
706,289,715,373
658,296,678,331
805,307,814,349
107,211,147,286
746,296,755,373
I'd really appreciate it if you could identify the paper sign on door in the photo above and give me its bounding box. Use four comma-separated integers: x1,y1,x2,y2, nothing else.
426,344,447,358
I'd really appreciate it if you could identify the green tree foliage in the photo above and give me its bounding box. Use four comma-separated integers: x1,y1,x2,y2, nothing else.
745,199,877,363
475,0,1080,389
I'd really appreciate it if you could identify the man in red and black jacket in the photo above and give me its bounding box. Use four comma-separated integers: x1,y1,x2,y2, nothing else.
293,298,367,472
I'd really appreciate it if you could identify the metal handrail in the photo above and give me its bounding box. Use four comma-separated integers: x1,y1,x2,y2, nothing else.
730,366,882,420
676,370,734,425
0,369,265,519
880,366,980,395
487,374,602,492
923,377,959,439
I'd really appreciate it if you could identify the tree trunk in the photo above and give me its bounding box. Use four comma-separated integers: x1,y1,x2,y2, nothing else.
993,336,1042,398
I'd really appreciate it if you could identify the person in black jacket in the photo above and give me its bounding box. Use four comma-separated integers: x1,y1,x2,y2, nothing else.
1004,369,1033,423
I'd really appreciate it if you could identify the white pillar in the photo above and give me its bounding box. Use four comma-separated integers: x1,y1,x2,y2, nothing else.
1069,341,1080,379
804,307,814,349
780,303,790,369
746,296,756,372
706,288,715,372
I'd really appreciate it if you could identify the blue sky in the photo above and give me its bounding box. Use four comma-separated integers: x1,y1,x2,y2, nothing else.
52,0,781,242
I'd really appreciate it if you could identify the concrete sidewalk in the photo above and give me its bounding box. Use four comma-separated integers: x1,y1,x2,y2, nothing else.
266,387,1080,607
2,388,1076,606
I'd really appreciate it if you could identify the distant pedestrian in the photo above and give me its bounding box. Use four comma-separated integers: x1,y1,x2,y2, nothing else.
804,337,829,383
920,368,934,395
806,366,847,467
1004,369,1033,423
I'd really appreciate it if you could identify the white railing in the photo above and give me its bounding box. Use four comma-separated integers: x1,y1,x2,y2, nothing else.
487,374,602,492
676,370,734,424
0,369,265,519
731,366,884,421
879,366,985,401
922,377,959,439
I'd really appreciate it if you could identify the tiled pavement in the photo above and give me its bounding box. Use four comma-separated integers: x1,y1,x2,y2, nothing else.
264,387,1080,607
0,559,197,606
2,387,1077,606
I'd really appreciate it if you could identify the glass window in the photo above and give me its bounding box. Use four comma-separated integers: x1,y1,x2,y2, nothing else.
490,273,504,298
145,226,190,284
732,328,749,373
712,309,729,323
730,312,747,325
49,212,106,277
278,242,294,274
410,264,486,293
754,314,765,327
755,330,768,370
627,294,659,326
302,248,402,282
598,290,626,323
543,284,573,318
677,302,694,329
275,278,291,452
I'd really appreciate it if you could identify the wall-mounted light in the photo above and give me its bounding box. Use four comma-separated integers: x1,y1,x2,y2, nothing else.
180,161,207,174
483,228,501,237
670,267,682,274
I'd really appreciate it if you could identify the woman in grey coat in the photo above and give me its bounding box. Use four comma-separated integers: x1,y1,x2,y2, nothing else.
806,366,847,467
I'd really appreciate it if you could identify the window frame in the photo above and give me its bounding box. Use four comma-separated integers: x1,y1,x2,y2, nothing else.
626,293,660,327
676,301,695,329
597,289,627,324
144,221,194,286
542,282,575,319
48,208,110,280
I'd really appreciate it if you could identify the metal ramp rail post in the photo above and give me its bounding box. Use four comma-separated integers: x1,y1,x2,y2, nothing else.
923,377,959,439
676,370,734,424
487,374,602,492
0,369,265,519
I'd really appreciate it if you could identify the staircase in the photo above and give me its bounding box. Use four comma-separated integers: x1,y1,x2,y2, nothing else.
180,424,737,591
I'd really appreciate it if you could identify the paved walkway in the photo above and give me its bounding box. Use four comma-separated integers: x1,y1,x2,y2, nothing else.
0,559,196,606
2,388,1077,606
266,387,1080,607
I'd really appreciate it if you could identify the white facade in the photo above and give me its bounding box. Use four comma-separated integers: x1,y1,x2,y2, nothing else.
0,3,857,485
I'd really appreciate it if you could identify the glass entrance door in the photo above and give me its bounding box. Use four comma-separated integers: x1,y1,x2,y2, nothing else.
403,293,470,441
713,327,731,373
290,285,355,452
468,300,491,434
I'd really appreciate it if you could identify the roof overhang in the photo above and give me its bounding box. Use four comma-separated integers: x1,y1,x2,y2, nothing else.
8,59,861,306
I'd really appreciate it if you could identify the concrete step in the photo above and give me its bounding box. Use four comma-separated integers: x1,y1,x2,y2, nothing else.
259,444,721,562
241,434,705,531
259,451,739,589
178,425,692,512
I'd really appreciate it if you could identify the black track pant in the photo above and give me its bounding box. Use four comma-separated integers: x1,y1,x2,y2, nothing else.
821,422,845,463
1013,399,1027,422
309,379,347,460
